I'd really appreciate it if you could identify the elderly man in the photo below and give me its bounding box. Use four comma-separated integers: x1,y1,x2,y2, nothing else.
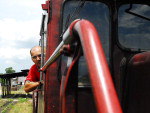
24,46,42,93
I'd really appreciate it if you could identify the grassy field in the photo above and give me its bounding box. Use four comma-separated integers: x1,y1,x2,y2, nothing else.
0,86,33,113
0,98,33,113
8,98,32,113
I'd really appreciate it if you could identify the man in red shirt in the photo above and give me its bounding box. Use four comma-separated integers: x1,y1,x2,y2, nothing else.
24,46,41,93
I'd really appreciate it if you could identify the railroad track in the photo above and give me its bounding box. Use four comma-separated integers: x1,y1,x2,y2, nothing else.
0,93,32,113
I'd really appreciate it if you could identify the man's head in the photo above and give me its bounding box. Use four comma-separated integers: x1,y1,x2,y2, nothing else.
30,46,41,67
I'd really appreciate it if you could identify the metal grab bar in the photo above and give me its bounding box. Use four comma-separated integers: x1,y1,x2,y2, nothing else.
40,19,79,71
73,20,122,113
41,19,122,113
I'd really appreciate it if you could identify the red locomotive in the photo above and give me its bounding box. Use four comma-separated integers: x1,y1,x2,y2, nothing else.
34,0,150,113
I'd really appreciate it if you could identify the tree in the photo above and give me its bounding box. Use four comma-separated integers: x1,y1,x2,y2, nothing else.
5,67,16,74
0,73,3,83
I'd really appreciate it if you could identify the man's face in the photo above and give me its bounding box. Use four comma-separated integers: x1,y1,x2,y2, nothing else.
31,47,41,67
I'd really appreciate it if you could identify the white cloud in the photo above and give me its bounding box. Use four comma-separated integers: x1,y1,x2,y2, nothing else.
1,58,33,73
0,47,30,59
0,18,40,42
119,4,149,28
3,0,44,9
0,0,45,73
133,5,150,15
0,47,34,73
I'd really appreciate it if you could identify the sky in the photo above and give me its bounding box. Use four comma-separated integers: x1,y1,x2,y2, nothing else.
0,0,46,73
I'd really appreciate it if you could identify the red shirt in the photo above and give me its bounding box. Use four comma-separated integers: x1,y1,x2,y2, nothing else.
25,64,40,82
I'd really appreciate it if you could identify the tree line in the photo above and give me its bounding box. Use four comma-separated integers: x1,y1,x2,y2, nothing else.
0,67,16,83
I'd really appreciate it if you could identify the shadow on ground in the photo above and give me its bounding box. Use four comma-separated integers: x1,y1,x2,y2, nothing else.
1,94,32,98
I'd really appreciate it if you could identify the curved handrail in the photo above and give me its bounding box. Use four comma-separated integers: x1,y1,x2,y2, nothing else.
41,19,122,113
40,19,79,72
73,20,122,113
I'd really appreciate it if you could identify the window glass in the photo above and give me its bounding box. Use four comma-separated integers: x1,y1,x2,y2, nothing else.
63,1,109,58
62,1,109,86
118,4,150,50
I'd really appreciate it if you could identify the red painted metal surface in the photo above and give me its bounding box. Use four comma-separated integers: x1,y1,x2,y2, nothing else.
41,0,62,113
123,52,150,113
41,0,122,112
39,0,150,113
41,1,49,10
60,49,81,113
65,20,122,113
43,18,122,112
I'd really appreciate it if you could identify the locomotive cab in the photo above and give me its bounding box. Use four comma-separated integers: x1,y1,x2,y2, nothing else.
35,0,150,113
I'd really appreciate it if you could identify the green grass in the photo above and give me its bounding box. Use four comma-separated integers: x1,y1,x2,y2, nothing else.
1,101,14,113
0,86,33,113
0,98,33,113
8,99,33,113
0,99,8,107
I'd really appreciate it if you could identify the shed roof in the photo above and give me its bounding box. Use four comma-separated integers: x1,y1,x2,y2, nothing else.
0,69,29,78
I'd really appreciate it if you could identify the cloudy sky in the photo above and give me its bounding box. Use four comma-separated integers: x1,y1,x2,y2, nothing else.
0,0,45,73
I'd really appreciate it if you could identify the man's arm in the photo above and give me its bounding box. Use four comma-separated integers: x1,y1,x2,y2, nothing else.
24,81,40,93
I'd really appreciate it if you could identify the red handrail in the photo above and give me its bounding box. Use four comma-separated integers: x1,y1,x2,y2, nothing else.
41,19,122,113
64,19,122,113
